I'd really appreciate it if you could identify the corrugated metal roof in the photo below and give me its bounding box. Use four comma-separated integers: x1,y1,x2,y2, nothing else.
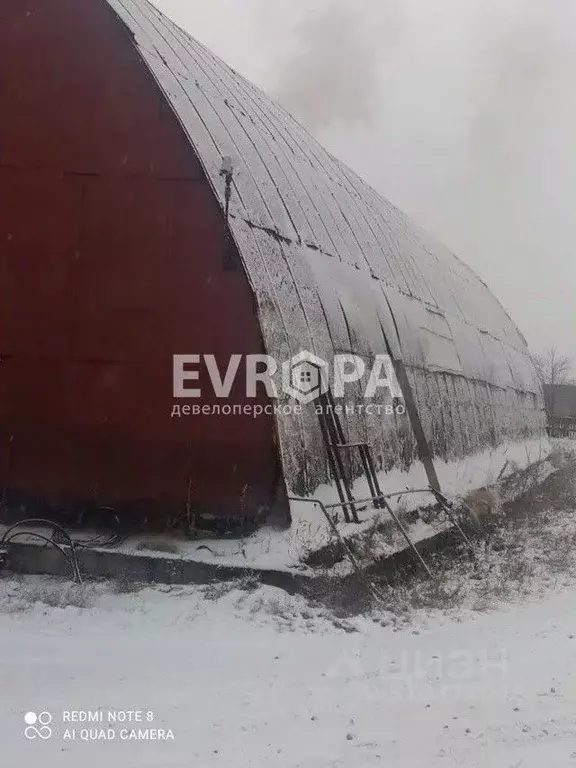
105,0,544,491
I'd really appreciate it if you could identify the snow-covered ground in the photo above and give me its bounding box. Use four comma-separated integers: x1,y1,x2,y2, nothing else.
2,441,574,768
0,437,553,578
73,435,555,573
2,567,576,767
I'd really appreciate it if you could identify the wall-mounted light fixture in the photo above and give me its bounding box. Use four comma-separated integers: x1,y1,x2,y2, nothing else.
220,155,234,222
220,156,237,270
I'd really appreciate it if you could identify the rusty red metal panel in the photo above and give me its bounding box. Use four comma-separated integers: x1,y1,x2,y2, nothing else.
0,0,203,179
0,0,279,525
0,169,82,358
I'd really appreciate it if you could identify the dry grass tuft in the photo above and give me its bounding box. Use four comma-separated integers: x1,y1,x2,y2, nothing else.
305,448,576,621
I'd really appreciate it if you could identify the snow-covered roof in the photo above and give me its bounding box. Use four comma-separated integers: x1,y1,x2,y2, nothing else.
106,0,544,492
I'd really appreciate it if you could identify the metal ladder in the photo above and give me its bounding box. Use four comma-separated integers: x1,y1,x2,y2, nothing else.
316,389,435,578
316,389,385,524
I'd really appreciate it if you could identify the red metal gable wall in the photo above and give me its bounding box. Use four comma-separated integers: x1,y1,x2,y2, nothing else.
0,0,280,526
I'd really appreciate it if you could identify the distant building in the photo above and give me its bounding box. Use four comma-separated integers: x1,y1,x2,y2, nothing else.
544,384,576,419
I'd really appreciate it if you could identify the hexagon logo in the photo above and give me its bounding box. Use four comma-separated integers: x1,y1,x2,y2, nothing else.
282,351,330,404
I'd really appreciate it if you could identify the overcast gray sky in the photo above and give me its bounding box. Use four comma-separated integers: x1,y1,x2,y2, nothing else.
153,0,576,370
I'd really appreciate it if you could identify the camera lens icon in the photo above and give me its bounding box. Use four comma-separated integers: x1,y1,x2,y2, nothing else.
24,711,53,740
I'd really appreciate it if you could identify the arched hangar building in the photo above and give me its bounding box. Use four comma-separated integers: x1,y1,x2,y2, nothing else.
0,0,545,529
